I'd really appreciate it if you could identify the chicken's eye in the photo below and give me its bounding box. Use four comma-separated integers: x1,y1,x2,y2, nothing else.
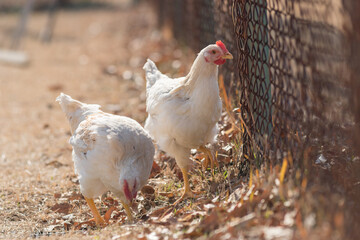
212,50,216,54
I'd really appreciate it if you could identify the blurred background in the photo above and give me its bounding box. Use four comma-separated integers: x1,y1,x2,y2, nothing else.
0,0,360,239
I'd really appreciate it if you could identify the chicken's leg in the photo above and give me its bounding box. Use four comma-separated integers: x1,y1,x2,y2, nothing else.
198,145,219,175
120,200,134,221
85,197,106,226
173,167,203,205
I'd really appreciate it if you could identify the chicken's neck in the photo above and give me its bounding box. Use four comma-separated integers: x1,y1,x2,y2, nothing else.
183,55,220,115
184,55,218,91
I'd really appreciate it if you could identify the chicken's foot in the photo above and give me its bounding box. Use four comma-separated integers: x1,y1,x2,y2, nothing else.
173,167,204,206
85,197,106,227
198,145,219,175
120,200,134,222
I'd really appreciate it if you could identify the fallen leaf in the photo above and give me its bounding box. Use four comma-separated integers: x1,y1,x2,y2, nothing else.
150,161,161,178
50,203,73,214
204,203,216,210
141,185,156,201
102,196,119,206
229,213,256,228
262,226,294,240
54,193,61,199
158,192,174,198
227,187,245,203
183,225,203,238
43,224,62,232
74,219,96,230
68,192,83,201
159,206,174,220
178,211,207,222
63,222,71,231
141,185,155,195
159,211,174,222
178,213,193,222
104,206,117,223
146,232,161,240
149,206,173,218
62,213,75,221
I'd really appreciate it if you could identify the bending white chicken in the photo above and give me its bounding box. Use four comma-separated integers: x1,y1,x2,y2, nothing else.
56,93,154,226
143,41,233,204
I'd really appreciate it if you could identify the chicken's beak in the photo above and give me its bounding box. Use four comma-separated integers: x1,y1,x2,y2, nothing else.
222,52,233,59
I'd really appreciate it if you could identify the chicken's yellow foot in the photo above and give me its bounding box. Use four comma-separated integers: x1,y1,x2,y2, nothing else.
85,197,106,227
120,200,134,222
198,145,219,175
173,167,204,206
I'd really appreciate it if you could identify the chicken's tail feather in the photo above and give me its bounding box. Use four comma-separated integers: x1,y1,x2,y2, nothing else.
143,59,159,88
56,93,84,115
56,93,101,132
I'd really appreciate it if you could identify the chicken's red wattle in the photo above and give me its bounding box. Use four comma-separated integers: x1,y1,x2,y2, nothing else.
214,58,226,65
123,179,132,201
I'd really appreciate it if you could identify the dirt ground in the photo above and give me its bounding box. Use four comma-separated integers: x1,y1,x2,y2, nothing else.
0,1,185,238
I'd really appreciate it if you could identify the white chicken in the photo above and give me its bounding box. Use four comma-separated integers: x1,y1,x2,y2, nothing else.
143,41,233,204
56,93,154,226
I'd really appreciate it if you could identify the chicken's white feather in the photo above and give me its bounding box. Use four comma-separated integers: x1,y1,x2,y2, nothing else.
144,45,223,171
57,93,155,204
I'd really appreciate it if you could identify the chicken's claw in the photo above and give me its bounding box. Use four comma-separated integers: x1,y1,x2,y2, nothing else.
173,189,205,206
198,146,219,175
173,167,205,206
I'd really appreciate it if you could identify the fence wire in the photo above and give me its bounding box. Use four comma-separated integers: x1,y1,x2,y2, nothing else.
154,0,359,169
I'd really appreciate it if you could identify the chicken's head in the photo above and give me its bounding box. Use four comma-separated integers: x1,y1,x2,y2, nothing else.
203,40,233,65
122,178,139,203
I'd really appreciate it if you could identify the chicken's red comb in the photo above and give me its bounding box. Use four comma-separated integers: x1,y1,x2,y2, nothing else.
216,40,228,53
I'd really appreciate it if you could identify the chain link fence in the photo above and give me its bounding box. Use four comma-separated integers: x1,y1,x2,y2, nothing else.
153,0,359,168
153,0,360,236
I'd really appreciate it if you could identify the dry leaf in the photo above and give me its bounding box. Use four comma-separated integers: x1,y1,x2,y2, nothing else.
183,225,203,239
149,206,173,218
150,161,161,178
178,211,206,222
74,219,96,230
104,206,117,223
43,224,62,232
68,192,83,201
141,185,155,195
159,211,174,222
158,192,174,198
50,203,73,214
54,193,61,199
102,196,119,206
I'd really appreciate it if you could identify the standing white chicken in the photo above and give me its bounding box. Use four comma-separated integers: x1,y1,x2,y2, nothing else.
56,93,154,226
143,41,233,204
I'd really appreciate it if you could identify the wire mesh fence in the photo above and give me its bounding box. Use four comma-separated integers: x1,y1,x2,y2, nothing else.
153,0,359,172
235,0,355,166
